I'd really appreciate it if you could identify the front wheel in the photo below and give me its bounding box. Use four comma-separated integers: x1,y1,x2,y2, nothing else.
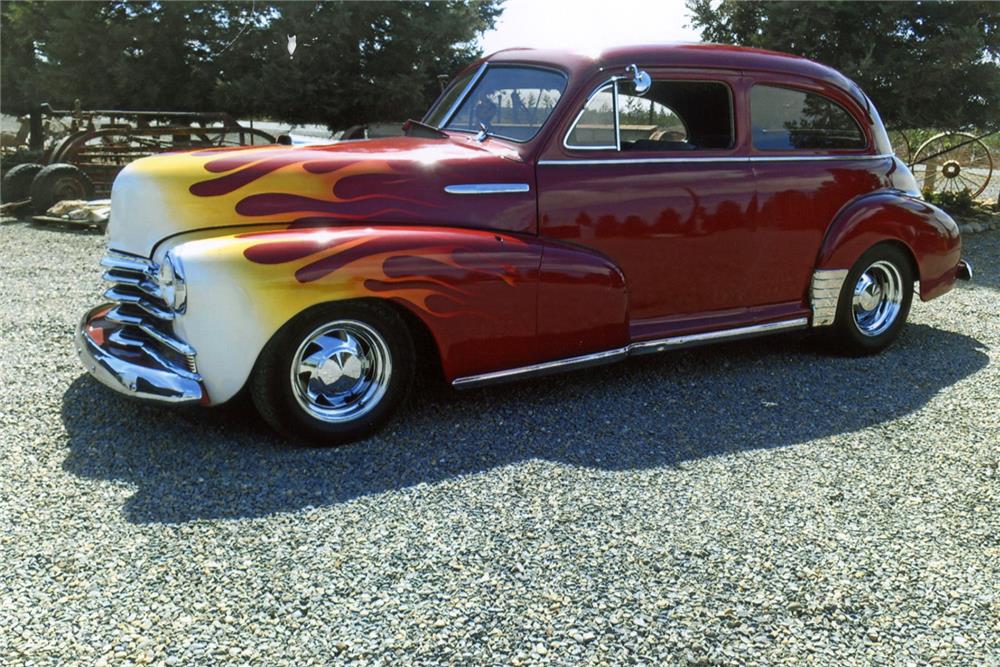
829,243,914,355
250,301,415,445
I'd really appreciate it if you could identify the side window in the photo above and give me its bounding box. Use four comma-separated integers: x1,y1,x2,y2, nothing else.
565,79,734,151
565,84,616,149
619,81,733,151
751,85,866,150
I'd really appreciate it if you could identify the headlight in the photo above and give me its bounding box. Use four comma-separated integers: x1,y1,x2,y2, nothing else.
157,251,187,313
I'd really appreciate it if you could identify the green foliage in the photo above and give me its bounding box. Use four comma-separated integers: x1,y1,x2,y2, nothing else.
921,188,977,216
0,1,502,128
686,1,1000,131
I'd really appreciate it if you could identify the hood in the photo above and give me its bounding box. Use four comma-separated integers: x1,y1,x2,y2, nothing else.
108,136,537,257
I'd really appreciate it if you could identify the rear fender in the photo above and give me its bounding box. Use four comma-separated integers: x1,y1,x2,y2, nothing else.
817,191,961,301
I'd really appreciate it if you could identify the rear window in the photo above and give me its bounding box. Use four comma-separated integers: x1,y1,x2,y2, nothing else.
750,85,866,151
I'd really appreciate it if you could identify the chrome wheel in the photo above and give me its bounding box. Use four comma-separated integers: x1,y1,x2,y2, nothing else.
852,260,903,337
290,320,392,423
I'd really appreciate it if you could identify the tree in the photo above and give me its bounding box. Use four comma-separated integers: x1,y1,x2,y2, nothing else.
0,1,502,128
686,1,1000,130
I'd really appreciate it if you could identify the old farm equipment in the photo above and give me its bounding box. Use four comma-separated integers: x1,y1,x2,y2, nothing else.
903,129,997,200
2,104,275,213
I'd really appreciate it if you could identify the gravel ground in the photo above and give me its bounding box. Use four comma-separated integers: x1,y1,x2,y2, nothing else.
1,220,997,666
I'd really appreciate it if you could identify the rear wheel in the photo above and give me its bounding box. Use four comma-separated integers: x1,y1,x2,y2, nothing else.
829,244,914,355
29,163,95,214
250,301,415,445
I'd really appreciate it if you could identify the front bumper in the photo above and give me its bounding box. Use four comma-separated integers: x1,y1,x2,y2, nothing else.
76,304,204,404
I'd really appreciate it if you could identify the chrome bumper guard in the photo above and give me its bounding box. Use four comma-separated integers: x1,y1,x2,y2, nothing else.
76,304,204,404
957,259,973,281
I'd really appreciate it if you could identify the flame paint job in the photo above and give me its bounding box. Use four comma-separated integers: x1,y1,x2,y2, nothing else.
107,137,537,257
92,44,966,405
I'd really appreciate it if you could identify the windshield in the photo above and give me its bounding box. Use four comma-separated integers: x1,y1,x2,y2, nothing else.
429,65,568,142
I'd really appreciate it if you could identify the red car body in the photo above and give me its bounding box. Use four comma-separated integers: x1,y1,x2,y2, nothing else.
78,44,968,426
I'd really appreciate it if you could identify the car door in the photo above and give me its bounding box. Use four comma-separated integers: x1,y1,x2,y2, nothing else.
536,68,756,340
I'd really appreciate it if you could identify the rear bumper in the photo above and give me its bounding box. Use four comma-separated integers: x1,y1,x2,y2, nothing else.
957,259,973,281
75,304,204,404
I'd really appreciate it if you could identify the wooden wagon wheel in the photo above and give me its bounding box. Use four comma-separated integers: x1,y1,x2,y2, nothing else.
887,129,912,165
912,131,993,198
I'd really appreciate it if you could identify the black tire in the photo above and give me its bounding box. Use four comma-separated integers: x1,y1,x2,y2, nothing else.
829,243,914,356
29,163,95,214
1,163,44,203
250,300,415,446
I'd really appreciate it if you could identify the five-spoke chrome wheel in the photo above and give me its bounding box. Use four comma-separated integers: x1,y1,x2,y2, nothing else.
851,260,903,337
290,320,392,423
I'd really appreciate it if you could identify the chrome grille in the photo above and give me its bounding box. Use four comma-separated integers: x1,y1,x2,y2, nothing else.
100,250,198,374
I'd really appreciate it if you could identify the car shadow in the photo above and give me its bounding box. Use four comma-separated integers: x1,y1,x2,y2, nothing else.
60,324,988,524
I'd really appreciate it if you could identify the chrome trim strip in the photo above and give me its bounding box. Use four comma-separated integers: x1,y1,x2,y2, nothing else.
76,308,203,404
444,183,531,195
102,287,175,320
105,306,196,357
452,317,809,388
810,269,850,327
628,317,809,353
452,347,627,388
538,154,892,166
749,154,890,162
100,250,157,277
439,62,488,128
102,269,162,300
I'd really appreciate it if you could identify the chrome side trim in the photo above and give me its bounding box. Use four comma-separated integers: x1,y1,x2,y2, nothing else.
439,62,488,128
538,154,892,167
810,269,850,327
628,317,809,353
452,317,809,388
444,183,530,195
452,347,627,389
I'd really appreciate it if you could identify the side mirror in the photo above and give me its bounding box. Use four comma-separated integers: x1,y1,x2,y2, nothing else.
625,64,652,96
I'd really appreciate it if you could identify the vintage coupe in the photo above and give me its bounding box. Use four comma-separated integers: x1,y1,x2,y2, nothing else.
77,44,972,444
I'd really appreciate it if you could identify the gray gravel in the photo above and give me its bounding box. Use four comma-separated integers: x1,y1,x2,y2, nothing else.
1,219,998,666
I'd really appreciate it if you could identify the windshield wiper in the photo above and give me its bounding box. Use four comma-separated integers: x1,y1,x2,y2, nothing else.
402,119,448,139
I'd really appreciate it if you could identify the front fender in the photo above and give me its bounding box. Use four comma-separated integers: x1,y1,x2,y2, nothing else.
159,226,546,403
817,191,961,301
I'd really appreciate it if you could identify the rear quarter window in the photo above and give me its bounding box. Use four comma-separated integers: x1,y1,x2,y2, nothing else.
751,85,866,151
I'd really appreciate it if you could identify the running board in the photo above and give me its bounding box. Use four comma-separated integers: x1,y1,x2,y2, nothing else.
452,317,809,389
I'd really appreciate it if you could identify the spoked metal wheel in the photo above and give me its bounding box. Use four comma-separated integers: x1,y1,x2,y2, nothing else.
913,131,993,198
290,320,392,423
852,260,904,337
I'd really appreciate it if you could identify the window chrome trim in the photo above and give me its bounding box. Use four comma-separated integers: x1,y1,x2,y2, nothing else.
438,62,489,128
563,80,618,151
538,154,892,166
452,317,809,388
444,183,530,195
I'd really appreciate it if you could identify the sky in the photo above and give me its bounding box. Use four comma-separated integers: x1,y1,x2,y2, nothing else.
478,0,703,55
